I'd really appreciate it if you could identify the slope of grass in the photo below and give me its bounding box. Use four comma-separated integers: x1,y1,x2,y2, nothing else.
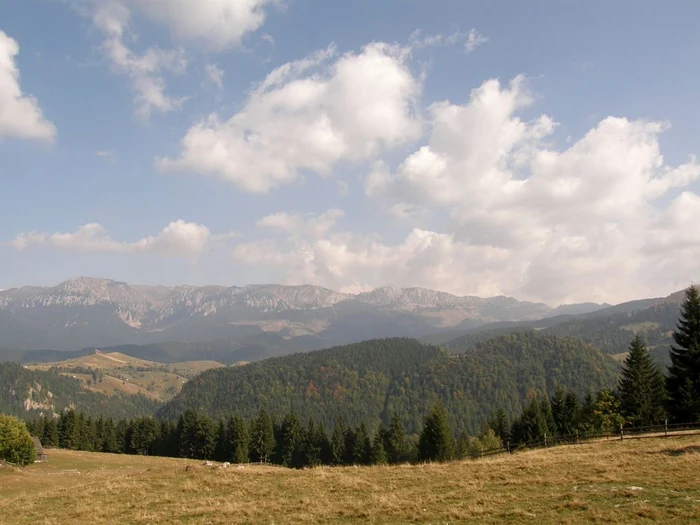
26,351,224,401
1,435,699,524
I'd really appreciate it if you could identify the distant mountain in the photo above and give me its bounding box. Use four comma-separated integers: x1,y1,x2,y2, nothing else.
0,277,607,352
158,334,620,435
439,290,685,367
0,362,160,419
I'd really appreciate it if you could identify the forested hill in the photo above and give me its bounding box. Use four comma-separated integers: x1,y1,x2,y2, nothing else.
444,301,681,366
158,334,619,434
0,362,160,420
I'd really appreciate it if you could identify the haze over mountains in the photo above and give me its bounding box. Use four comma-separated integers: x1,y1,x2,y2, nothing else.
0,277,610,351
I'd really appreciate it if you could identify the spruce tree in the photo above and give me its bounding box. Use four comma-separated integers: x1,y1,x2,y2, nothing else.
330,416,346,465
353,423,372,465
279,412,302,467
250,408,275,463
667,285,700,422
227,416,250,464
489,408,510,443
618,336,667,426
370,428,387,465
385,414,411,464
418,403,454,462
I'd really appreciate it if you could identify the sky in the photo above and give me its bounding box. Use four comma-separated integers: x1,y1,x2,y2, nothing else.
1,0,699,306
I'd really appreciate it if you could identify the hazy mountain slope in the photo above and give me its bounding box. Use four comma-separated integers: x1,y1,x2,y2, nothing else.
0,277,605,351
25,351,224,402
0,362,160,419
442,293,684,367
158,334,619,434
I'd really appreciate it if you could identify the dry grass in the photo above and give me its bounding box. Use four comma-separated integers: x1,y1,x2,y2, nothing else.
27,352,224,401
2,436,700,524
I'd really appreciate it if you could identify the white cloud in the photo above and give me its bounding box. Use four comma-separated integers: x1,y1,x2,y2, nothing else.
465,29,489,53
157,42,422,193
408,28,488,54
257,209,344,239
92,2,188,119
96,150,116,164
121,0,273,50
9,220,234,258
233,219,512,297
360,75,700,303
0,30,56,141
204,64,224,89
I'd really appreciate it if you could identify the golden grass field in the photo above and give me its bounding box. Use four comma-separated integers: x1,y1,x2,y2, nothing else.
27,351,224,401
1,434,699,524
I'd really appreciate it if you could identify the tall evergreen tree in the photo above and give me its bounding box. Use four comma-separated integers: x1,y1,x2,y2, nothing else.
279,412,303,467
42,418,59,448
330,416,346,465
489,408,510,443
227,416,250,464
385,414,412,464
667,285,700,422
618,336,667,426
250,408,275,463
418,403,454,462
370,428,387,465
353,423,372,465
214,419,228,462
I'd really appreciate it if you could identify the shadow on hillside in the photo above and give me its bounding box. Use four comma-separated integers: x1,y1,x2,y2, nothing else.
663,445,700,456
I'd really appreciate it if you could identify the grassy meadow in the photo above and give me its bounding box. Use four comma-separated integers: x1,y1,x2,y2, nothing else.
26,352,224,401
1,435,699,524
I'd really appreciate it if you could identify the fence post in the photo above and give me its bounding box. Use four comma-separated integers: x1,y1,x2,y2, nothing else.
506,440,510,454
575,430,579,444
665,419,668,437
620,423,624,442
544,432,547,448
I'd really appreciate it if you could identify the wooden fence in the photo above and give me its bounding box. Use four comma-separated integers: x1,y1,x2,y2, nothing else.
477,420,700,459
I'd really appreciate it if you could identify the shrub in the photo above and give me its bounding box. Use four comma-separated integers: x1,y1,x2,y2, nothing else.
0,414,37,466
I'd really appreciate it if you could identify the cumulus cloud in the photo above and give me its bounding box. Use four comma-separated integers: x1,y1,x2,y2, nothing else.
228,74,700,305
0,30,56,141
157,42,422,192
121,0,273,50
9,220,234,258
361,75,700,303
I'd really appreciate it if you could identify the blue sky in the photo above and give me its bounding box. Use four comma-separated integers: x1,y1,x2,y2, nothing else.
1,0,699,305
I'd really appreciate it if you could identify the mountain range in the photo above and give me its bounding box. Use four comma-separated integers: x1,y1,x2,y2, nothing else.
0,277,609,352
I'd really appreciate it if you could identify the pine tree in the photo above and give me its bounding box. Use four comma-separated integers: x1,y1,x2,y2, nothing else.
618,336,667,426
250,408,275,463
279,412,302,467
214,419,228,462
353,423,372,465
385,414,411,464
667,285,700,422
418,403,454,462
42,418,59,448
369,428,387,465
489,408,510,443
227,416,250,464
330,416,346,465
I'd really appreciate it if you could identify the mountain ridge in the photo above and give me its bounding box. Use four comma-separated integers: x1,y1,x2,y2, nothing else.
0,277,608,351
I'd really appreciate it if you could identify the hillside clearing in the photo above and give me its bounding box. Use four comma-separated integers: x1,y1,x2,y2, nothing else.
26,352,224,402
1,435,699,524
